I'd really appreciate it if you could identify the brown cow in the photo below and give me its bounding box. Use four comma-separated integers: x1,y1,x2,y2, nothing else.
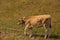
17,15,51,39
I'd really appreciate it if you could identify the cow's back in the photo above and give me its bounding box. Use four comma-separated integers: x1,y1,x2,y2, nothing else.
25,15,51,26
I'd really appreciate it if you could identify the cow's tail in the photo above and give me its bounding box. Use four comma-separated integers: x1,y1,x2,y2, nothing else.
49,19,51,28
49,24,51,28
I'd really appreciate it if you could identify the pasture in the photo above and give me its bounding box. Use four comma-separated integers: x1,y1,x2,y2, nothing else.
0,0,60,40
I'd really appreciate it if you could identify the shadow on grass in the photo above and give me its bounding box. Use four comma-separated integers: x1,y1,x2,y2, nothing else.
32,34,44,38
49,35,60,39
32,34,60,39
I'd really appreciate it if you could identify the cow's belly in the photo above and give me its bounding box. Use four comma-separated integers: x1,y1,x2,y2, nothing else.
30,21,43,28
28,18,43,27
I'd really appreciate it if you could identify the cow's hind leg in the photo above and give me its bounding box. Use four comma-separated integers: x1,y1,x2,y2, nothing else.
45,28,50,39
44,24,50,39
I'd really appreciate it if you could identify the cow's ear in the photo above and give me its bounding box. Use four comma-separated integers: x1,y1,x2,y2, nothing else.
23,16,25,20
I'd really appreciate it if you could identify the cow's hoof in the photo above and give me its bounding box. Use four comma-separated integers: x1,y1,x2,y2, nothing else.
24,33,27,36
44,36,48,39
29,34,33,38
44,35,49,39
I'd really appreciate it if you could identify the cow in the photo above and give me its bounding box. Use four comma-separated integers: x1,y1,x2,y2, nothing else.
17,15,51,39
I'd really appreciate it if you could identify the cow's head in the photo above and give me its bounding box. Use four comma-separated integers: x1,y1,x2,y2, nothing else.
17,17,25,25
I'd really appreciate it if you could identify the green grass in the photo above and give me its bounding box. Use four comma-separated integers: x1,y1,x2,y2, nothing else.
0,0,60,40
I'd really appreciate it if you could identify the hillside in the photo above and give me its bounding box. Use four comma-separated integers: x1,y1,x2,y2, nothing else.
0,0,60,40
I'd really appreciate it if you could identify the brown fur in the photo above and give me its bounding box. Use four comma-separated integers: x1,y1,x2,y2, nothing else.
18,15,51,39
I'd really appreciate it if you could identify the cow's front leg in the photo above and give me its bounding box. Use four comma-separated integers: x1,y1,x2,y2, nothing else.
29,27,33,38
24,27,27,36
24,24,29,36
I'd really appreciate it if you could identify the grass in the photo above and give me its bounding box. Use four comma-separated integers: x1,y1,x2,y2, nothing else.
0,0,60,40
